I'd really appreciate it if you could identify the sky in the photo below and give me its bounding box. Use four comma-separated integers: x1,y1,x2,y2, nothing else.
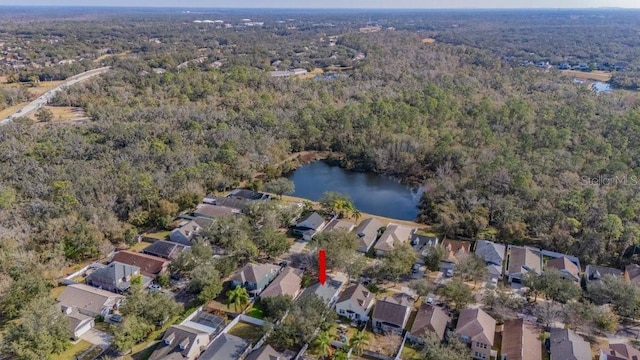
4,0,639,8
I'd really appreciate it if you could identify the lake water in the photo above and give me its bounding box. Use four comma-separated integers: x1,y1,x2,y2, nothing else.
286,161,421,221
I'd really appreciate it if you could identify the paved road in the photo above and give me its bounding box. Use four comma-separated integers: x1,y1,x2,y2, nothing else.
0,66,110,125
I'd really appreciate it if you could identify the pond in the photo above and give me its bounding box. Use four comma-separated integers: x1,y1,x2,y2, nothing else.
286,161,421,221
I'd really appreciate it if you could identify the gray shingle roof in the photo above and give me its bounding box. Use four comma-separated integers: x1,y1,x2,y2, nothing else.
455,308,496,345
245,345,286,360
550,328,591,360
57,284,124,315
372,296,411,329
410,304,450,340
475,240,506,266
230,263,280,285
354,218,383,252
200,333,250,360
149,325,208,360
336,284,374,312
298,278,343,305
296,212,325,230
86,261,146,292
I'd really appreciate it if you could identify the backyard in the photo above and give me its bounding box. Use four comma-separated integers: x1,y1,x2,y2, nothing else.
51,340,92,360
227,321,265,344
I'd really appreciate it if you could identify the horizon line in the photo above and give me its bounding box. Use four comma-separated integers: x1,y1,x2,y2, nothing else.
0,5,637,10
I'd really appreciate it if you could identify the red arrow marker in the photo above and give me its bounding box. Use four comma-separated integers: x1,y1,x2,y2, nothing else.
318,249,326,285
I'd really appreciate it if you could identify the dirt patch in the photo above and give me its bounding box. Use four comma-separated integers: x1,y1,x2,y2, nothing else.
560,70,612,82
421,38,436,44
299,67,324,80
31,106,89,126
94,50,132,63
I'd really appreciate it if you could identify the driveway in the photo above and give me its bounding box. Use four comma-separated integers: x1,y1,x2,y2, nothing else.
80,328,113,350
288,240,308,255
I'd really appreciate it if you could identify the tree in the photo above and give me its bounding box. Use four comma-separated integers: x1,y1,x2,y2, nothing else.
533,301,563,329
525,270,581,304
376,243,418,284
454,253,487,288
420,332,471,360
319,191,356,218
586,274,640,319
170,239,214,274
0,270,50,320
112,315,154,352
254,227,290,258
2,297,70,360
263,178,294,199
312,230,359,272
262,295,293,321
409,278,434,301
345,254,368,283
439,278,473,311
227,285,250,313
423,246,445,271
188,263,223,303
482,285,525,321
269,295,336,349
349,330,370,356
35,107,53,122
313,331,333,359
120,291,181,327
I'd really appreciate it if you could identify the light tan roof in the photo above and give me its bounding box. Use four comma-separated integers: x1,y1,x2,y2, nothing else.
260,267,303,298
546,256,580,280
374,223,415,252
231,263,280,285
57,284,124,315
501,318,542,360
602,343,640,360
508,246,542,275
410,304,450,340
324,218,355,232
336,284,374,311
455,308,496,345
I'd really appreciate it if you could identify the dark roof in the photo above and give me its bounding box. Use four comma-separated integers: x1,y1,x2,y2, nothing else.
245,345,286,360
585,264,622,281
143,240,189,260
86,261,144,292
228,189,269,201
203,196,249,211
194,203,241,218
336,284,374,311
200,333,250,360
549,328,591,360
149,325,208,360
603,343,640,360
111,251,168,276
474,240,506,266
372,296,411,328
296,212,325,231
411,234,439,247
410,304,450,340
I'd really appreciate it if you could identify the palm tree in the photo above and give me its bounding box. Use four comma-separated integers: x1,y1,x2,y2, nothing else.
353,208,362,222
349,330,370,356
313,330,333,359
226,285,250,313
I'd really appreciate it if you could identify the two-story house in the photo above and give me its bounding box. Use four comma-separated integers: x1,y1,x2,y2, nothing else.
334,284,375,322
86,261,152,293
455,308,496,360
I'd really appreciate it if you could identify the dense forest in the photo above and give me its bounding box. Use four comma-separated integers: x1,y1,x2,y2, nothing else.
0,8,640,326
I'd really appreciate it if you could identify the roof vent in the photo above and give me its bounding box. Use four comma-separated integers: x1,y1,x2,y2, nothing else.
164,333,175,345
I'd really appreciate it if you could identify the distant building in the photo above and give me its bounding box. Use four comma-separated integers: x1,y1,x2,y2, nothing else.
200,333,250,360
143,240,189,260
324,218,356,233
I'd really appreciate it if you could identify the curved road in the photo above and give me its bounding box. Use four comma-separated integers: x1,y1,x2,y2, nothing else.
0,66,111,125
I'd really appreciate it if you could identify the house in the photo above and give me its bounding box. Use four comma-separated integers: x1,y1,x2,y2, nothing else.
585,265,623,282
246,345,286,360
200,333,251,360
86,261,152,293
474,240,506,281
57,284,125,317
149,325,210,360
230,263,281,295
202,196,249,212
324,218,356,233
143,240,189,260
260,267,303,299
549,328,591,360
335,284,375,322
546,256,581,282
60,307,95,340
441,239,472,268
111,250,169,277
57,284,125,339
298,278,343,306
180,310,226,336
293,212,327,241
408,304,450,343
354,218,383,253
374,223,416,256
169,220,203,246
228,188,269,201
506,246,542,283
193,203,241,219
599,343,640,360
501,318,541,360
411,234,439,248
624,264,640,287
372,293,413,334
455,308,496,360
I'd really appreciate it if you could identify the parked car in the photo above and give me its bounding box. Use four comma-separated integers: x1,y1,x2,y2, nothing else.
412,263,421,273
445,269,454,277
110,314,122,323
149,284,161,292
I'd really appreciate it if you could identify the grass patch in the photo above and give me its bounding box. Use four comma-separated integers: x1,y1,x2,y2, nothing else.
144,231,171,240
228,321,265,344
247,305,265,319
94,321,112,334
51,340,92,360
77,346,103,360
51,286,67,299
129,241,152,252
401,343,422,360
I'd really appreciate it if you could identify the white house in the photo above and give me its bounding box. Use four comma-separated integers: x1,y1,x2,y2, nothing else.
335,284,375,322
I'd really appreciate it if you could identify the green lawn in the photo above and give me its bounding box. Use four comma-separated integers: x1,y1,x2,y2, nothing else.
52,340,92,360
227,322,265,344
401,344,422,360
247,300,266,319
144,231,170,240
129,241,152,252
